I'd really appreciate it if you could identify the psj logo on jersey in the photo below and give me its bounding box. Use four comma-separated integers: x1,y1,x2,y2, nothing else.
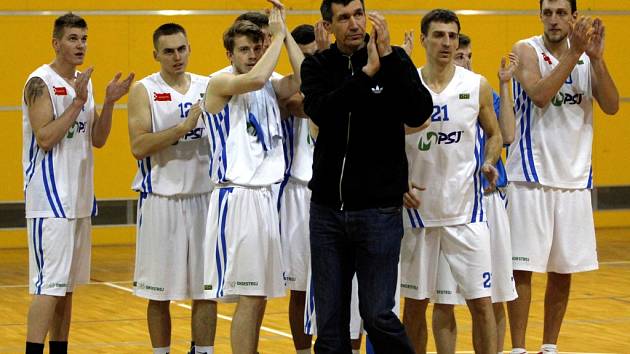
551,92,583,106
66,121,87,139
417,131,463,151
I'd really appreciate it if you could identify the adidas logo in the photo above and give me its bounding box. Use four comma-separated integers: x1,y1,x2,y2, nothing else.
371,85,383,94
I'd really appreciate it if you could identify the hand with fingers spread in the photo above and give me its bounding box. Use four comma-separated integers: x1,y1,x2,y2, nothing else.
482,163,499,193
267,0,286,23
586,18,605,60
315,21,331,52
362,29,380,77
105,72,135,104
498,53,519,83
74,67,94,105
403,181,425,209
569,16,593,55
367,12,392,57
268,6,286,39
401,30,414,56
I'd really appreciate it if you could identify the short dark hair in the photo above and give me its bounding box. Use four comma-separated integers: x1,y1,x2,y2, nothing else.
152,23,187,49
320,0,365,22
539,0,577,13
223,20,264,52
235,12,269,28
421,9,461,36
458,33,471,49
291,24,315,45
53,12,87,39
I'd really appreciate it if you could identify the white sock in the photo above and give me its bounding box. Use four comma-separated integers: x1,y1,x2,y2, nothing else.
195,346,214,354
541,344,557,353
153,347,170,354
296,349,311,354
352,350,360,354
511,348,527,354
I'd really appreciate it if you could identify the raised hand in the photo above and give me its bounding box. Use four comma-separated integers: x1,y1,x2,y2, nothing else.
498,53,519,83
586,17,605,60
268,6,286,38
367,12,392,57
74,67,94,105
266,0,286,22
401,30,414,56
569,16,593,54
482,163,499,193
105,72,135,104
315,20,331,52
362,28,380,77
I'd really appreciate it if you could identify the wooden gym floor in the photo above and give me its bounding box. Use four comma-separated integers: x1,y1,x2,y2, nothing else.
0,228,629,353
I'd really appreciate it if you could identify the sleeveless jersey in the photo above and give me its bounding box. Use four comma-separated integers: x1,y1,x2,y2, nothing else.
405,66,485,228
282,115,314,183
131,72,212,196
206,67,285,187
506,35,593,189
22,64,96,219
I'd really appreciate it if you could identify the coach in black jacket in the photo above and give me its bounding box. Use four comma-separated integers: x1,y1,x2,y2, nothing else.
301,1,432,353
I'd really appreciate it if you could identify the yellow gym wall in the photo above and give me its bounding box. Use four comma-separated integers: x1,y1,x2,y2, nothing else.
1,1,628,228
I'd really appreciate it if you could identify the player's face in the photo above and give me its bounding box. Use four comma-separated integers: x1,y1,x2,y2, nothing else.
540,0,576,44
298,41,318,56
53,27,88,66
327,0,366,53
422,22,459,65
454,44,472,70
154,32,190,75
228,35,264,74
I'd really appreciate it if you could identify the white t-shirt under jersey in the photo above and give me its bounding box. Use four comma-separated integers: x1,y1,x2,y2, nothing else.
22,64,96,219
506,35,594,189
205,66,285,187
405,66,485,228
131,72,212,196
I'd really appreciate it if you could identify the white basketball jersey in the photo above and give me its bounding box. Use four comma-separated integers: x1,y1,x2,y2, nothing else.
22,64,96,219
282,115,314,183
131,73,212,196
506,35,593,189
405,66,485,228
206,67,284,187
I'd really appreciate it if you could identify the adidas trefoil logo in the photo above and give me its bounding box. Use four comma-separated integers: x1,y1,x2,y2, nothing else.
371,85,383,94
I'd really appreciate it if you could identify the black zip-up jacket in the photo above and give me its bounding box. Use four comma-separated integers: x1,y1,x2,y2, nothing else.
301,38,433,210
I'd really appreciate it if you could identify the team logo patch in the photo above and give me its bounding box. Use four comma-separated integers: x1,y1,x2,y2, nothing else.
53,86,68,96
541,52,552,65
578,59,584,65
459,93,470,99
153,92,172,101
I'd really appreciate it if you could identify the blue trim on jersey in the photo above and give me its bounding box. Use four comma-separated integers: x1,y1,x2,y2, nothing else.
212,105,230,183
26,145,40,189
207,112,217,179
587,166,593,189
412,209,425,228
515,83,532,182
41,155,60,218
471,124,483,223
91,197,98,217
282,116,296,177
145,157,153,193
47,153,66,218
138,192,147,227
406,209,417,228
36,218,45,294
25,133,36,179
248,113,268,151
524,98,540,183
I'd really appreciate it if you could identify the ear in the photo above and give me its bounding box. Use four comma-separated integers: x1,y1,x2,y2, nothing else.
153,50,158,61
420,33,427,49
52,37,59,53
188,44,192,54
226,50,233,63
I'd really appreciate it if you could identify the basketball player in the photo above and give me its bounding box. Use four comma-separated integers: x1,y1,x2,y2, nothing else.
22,13,133,354
425,32,519,354
506,1,619,353
202,1,304,352
127,23,216,354
400,9,503,354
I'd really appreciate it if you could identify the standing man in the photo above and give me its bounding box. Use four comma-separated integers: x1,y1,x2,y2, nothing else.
400,9,503,354
301,0,432,353
22,12,133,354
202,2,304,353
127,23,216,354
425,32,519,354
506,1,618,353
